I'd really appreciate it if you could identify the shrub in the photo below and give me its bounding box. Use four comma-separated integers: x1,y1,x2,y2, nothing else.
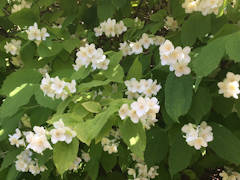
0,0,240,179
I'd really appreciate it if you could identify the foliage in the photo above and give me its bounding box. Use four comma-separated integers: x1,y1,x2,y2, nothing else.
0,0,240,180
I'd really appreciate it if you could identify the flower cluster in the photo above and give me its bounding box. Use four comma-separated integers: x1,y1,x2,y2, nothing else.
12,0,32,13
124,78,161,99
8,128,25,147
11,56,23,67
73,43,110,71
182,0,223,16
26,23,50,41
220,169,240,180
165,16,178,31
25,126,52,154
94,18,127,37
127,154,159,180
159,40,191,77
4,39,21,56
15,150,47,176
101,129,120,154
119,34,165,56
68,151,91,171
50,119,77,144
40,73,76,100
218,72,240,99
181,121,213,150
119,96,160,129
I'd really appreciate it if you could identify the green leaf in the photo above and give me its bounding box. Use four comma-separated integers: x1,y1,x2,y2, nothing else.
53,138,79,175
37,41,62,58
6,165,18,180
97,0,115,21
119,119,146,160
20,42,37,67
144,127,168,166
225,33,240,62
9,9,38,27
150,10,167,22
102,51,124,82
181,14,211,46
82,101,101,113
118,144,131,172
86,143,102,180
78,80,111,91
63,38,82,53
100,152,117,172
0,111,23,141
193,37,226,78
209,123,240,165
189,87,212,123
127,57,142,80
0,149,22,171
165,73,193,121
0,84,35,119
71,66,91,81
168,131,193,177
212,96,234,117
0,68,41,96
34,86,61,110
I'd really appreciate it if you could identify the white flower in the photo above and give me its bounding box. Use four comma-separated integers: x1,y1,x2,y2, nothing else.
73,43,109,71
26,23,49,41
119,41,132,56
40,74,76,100
131,97,149,117
101,129,120,154
69,157,82,171
159,40,174,56
139,33,153,49
152,36,165,46
130,41,143,55
182,121,213,150
94,18,127,37
50,128,66,144
9,128,25,147
50,119,76,144
171,59,191,77
218,72,240,99
165,16,178,31
12,0,32,13
129,109,139,123
81,151,90,162
4,39,21,56
25,126,52,154
119,104,129,120
40,28,50,40
26,23,41,41
182,0,223,15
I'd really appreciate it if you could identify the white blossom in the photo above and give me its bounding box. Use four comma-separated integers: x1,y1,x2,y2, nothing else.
25,126,52,154
40,74,76,100
26,23,49,41
8,128,25,147
12,0,31,13
218,72,240,99
182,0,223,16
165,16,178,31
159,39,192,77
50,119,76,144
73,43,110,71
94,18,127,37
101,129,120,154
4,39,21,56
182,121,213,150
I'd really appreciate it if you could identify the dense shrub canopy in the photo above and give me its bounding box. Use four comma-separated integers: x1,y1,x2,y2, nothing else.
0,0,240,179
